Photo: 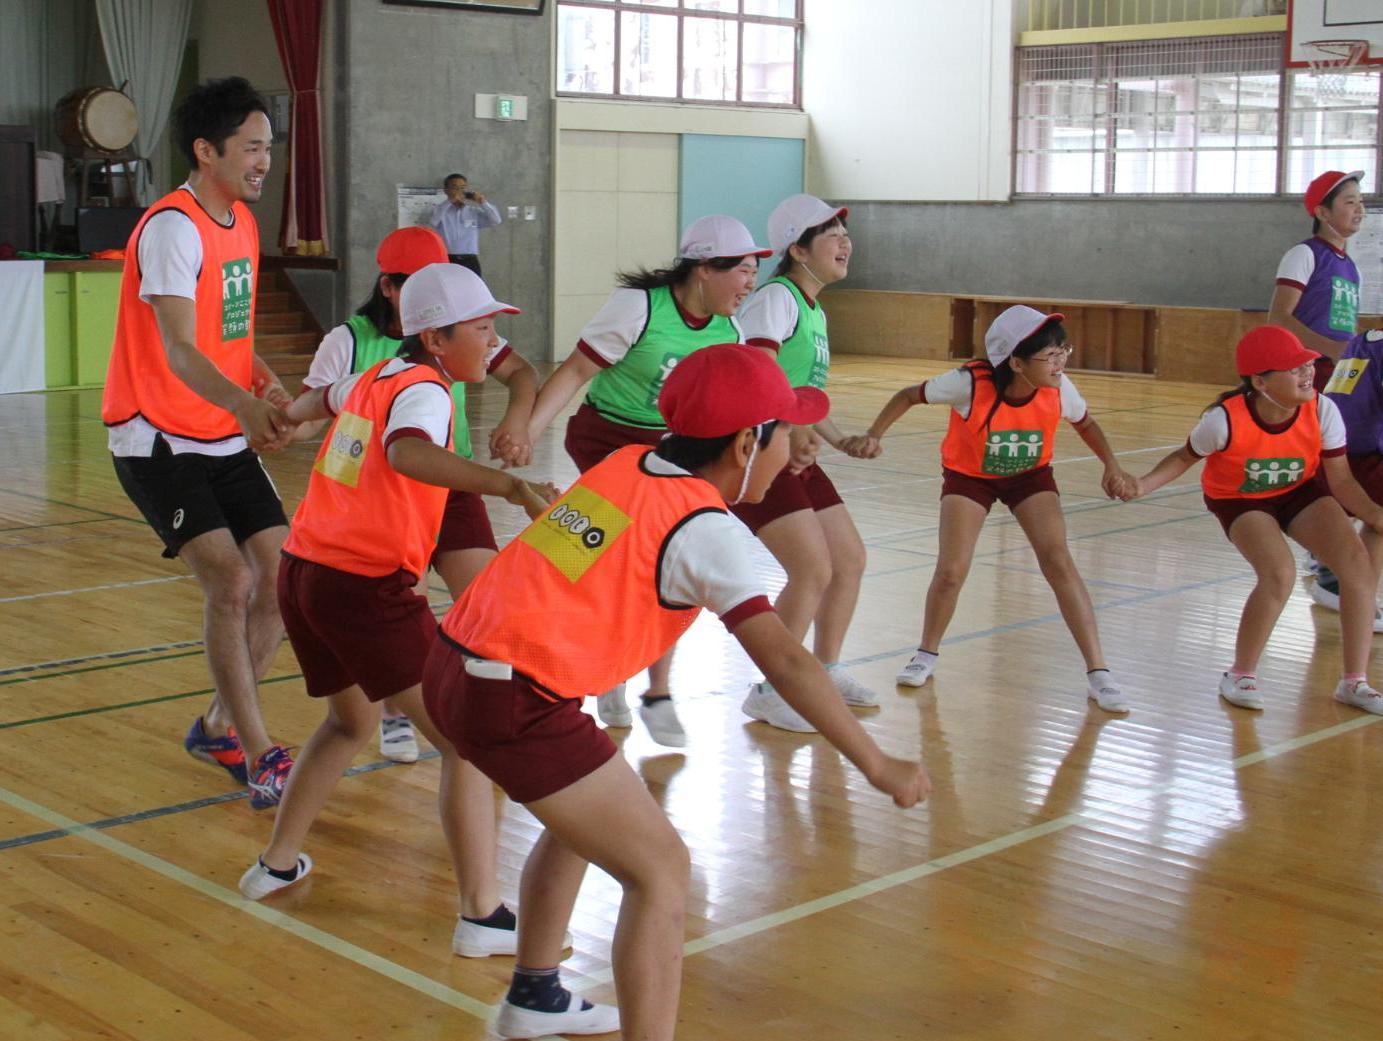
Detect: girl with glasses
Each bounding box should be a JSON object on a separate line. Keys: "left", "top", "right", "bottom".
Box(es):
{"left": 1132, "top": 326, "right": 1383, "bottom": 714}
{"left": 844, "top": 305, "right": 1134, "bottom": 712}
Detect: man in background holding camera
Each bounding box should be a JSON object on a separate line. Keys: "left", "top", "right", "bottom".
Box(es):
{"left": 430, "top": 172, "right": 503, "bottom": 276}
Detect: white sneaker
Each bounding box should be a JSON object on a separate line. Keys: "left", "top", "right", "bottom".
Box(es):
{"left": 379, "top": 715, "right": 420, "bottom": 763}
{"left": 1334, "top": 679, "right": 1383, "bottom": 715}
{"left": 828, "top": 666, "right": 879, "bottom": 707}
{"left": 492, "top": 992, "right": 620, "bottom": 1039}
{"left": 639, "top": 697, "right": 686, "bottom": 747}
{"left": 452, "top": 910, "right": 573, "bottom": 958}
{"left": 896, "top": 651, "right": 937, "bottom": 688}
{"left": 1087, "top": 680, "right": 1130, "bottom": 713}
{"left": 1218, "top": 673, "right": 1264, "bottom": 711}
{"left": 238, "top": 853, "right": 313, "bottom": 900}
{"left": 742, "top": 681, "right": 816, "bottom": 733}
{"left": 1307, "top": 575, "right": 1341, "bottom": 612}
{"left": 596, "top": 683, "right": 632, "bottom": 728}
{"left": 1374, "top": 608, "right": 1383, "bottom": 635}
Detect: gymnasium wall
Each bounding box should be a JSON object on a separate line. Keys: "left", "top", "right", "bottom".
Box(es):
{"left": 337, "top": 0, "right": 555, "bottom": 359}
{"left": 803, "top": 0, "right": 1013, "bottom": 202}
{"left": 837, "top": 196, "right": 1310, "bottom": 310}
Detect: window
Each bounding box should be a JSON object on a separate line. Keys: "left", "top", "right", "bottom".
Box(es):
{"left": 556, "top": 1, "right": 801, "bottom": 107}
{"left": 1015, "top": 34, "right": 1383, "bottom": 196}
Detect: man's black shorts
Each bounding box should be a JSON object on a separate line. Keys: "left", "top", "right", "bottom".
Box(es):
{"left": 113, "top": 440, "right": 287, "bottom": 558}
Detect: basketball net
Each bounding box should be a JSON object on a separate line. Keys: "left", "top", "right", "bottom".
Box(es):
{"left": 1303, "top": 40, "right": 1369, "bottom": 102}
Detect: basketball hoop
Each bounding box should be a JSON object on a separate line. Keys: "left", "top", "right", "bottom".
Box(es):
{"left": 1302, "top": 39, "right": 1369, "bottom": 101}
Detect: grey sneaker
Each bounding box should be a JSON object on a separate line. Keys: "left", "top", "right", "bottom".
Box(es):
{"left": 379, "top": 714, "right": 420, "bottom": 763}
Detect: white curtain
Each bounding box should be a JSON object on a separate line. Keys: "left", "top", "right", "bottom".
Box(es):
{"left": 95, "top": 0, "right": 192, "bottom": 205}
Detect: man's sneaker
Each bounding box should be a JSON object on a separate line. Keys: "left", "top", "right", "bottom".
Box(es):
{"left": 452, "top": 910, "right": 574, "bottom": 958}
{"left": 1087, "top": 680, "right": 1130, "bottom": 713}
{"left": 492, "top": 992, "right": 620, "bottom": 1039}
{"left": 248, "top": 745, "right": 295, "bottom": 810}
{"left": 184, "top": 717, "right": 247, "bottom": 784}
{"left": 639, "top": 697, "right": 686, "bottom": 747}
{"left": 1334, "top": 679, "right": 1383, "bottom": 715}
{"left": 828, "top": 667, "right": 879, "bottom": 707}
{"left": 742, "top": 682, "right": 816, "bottom": 733}
{"left": 239, "top": 853, "right": 313, "bottom": 900}
{"left": 1218, "top": 673, "right": 1264, "bottom": 711}
{"left": 1304, "top": 551, "right": 1323, "bottom": 578}
{"left": 596, "top": 683, "right": 632, "bottom": 728}
{"left": 1308, "top": 573, "right": 1341, "bottom": 611}
{"left": 379, "top": 714, "right": 420, "bottom": 763}
{"left": 896, "top": 651, "right": 937, "bottom": 688}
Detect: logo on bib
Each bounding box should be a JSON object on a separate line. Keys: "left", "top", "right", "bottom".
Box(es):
{"left": 315, "top": 411, "right": 372, "bottom": 487}
{"left": 1240, "top": 457, "right": 1306, "bottom": 494}
{"left": 646, "top": 353, "right": 681, "bottom": 410}
{"left": 1329, "top": 275, "right": 1360, "bottom": 333}
{"left": 520, "top": 485, "right": 632, "bottom": 583}
{"left": 222, "top": 257, "right": 254, "bottom": 340}
{"left": 983, "top": 429, "right": 1044, "bottom": 476}
{"left": 1323, "top": 356, "right": 1369, "bottom": 396}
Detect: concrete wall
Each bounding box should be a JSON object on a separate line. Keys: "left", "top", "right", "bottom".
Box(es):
{"left": 338, "top": 0, "right": 554, "bottom": 360}
{"left": 838, "top": 197, "right": 1311, "bottom": 309}
{"left": 804, "top": 0, "right": 1012, "bottom": 202}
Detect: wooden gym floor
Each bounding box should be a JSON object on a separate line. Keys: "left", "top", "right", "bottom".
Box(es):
{"left": 1, "top": 355, "right": 1380, "bottom": 1040}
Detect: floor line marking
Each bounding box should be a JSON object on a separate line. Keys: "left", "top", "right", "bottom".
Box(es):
{"left": 571, "top": 710, "right": 1382, "bottom": 990}
{"left": 0, "top": 782, "right": 506, "bottom": 1024}
{"left": 0, "top": 575, "right": 192, "bottom": 604}
{"left": 0, "top": 640, "right": 207, "bottom": 679}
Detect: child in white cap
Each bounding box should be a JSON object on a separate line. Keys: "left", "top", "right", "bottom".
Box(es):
{"left": 525, "top": 214, "right": 772, "bottom": 747}
{"left": 426, "top": 343, "right": 928, "bottom": 1040}
{"left": 847, "top": 305, "right": 1135, "bottom": 712}
{"left": 239, "top": 263, "right": 559, "bottom": 964}
{"left": 732, "top": 193, "right": 880, "bottom": 731}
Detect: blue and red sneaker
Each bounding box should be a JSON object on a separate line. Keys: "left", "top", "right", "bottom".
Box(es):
{"left": 184, "top": 717, "right": 248, "bottom": 784}
{"left": 248, "top": 745, "right": 295, "bottom": 810}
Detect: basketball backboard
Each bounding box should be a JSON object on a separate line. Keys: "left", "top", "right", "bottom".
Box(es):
{"left": 1287, "top": 0, "right": 1383, "bottom": 68}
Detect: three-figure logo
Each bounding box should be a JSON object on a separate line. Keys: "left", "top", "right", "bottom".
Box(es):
{"left": 982, "top": 429, "right": 1043, "bottom": 476}
{"left": 222, "top": 257, "right": 253, "bottom": 340}
{"left": 1240, "top": 456, "right": 1306, "bottom": 494}
{"left": 1330, "top": 275, "right": 1360, "bottom": 334}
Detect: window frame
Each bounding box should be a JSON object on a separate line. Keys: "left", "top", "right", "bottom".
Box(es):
{"left": 1012, "top": 33, "right": 1383, "bottom": 199}
{"left": 555, "top": 0, "right": 803, "bottom": 110}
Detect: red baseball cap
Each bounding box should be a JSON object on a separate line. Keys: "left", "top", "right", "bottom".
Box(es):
{"left": 658, "top": 344, "right": 829, "bottom": 437}
{"left": 376, "top": 226, "right": 448, "bottom": 275}
{"left": 1235, "top": 326, "right": 1320, "bottom": 376}
{"left": 1303, "top": 170, "right": 1365, "bottom": 215}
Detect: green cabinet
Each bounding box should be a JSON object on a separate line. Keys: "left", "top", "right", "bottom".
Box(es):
{"left": 43, "top": 268, "right": 121, "bottom": 389}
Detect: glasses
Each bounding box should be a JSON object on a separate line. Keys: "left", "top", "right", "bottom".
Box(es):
{"left": 1030, "top": 344, "right": 1074, "bottom": 364}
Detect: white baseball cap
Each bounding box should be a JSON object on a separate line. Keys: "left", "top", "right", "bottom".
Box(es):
{"left": 400, "top": 262, "right": 519, "bottom": 336}
{"left": 678, "top": 215, "right": 772, "bottom": 261}
{"left": 984, "top": 305, "right": 1065, "bottom": 366}
{"left": 768, "top": 194, "right": 849, "bottom": 254}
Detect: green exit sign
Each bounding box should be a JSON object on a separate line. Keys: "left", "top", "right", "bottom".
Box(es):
{"left": 496, "top": 96, "right": 514, "bottom": 120}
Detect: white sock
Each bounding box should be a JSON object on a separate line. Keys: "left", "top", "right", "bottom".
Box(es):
{"left": 1087, "top": 668, "right": 1113, "bottom": 691}
{"left": 912, "top": 649, "right": 939, "bottom": 666}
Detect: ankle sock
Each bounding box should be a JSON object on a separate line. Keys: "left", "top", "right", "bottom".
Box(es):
{"left": 1087, "top": 668, "right": 1111, "bottom": 690}
{"left": 1227, "top": 670, "right": 1255, "bottom": 682}
{"left": 261, "top": 857, "right": 301, "bottom": 882}
{"left": 463, "top": 903, "right": 516, "bottom": 929}
{"left": 1342, "top": 673, "right": 1367, "bottom": 686}
{"left": 913, "top": 648, "right": 938, "bottom": 664}
{"left": 640, "top": 693, "right": 672, "bottom": 707}
{"left": 506, "top": 965, "right": 592, "bottom": 1013}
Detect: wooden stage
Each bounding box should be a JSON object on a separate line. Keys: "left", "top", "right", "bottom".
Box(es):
{"left": 2, "top": 356, "right": 1380, "bottom": 1040}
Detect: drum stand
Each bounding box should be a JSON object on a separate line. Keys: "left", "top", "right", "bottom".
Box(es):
{"left": 71, "top": 148, "right": 139, "bottom": 208}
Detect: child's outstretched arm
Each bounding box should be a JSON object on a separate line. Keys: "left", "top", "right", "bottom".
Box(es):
{"left": 1134, "top": 445, "right": 1199, "bottom": 498}
{"left": 1321, "top": 455, "right": 1383, "bottom": 535}
{"left": 841, "top": 384, "right": 923, "bottom": 459}
{"left": 1071, "top": 415, "right": 1137, "bottom": 500}
{"left": 387, "top": 438, "right": 559, "bottom": 520}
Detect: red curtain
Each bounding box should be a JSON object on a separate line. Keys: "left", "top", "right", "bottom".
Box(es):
{"left": 267, "top": 0, "right": 328, "bottom": 255}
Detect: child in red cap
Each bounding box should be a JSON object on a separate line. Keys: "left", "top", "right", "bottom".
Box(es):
{"left": 424, "top": 343, "right": 929, "bottom": 1040}
{"left": 1133, "top": 326, "right": 1383, "bottom": 714}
